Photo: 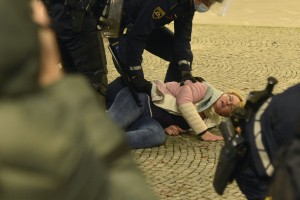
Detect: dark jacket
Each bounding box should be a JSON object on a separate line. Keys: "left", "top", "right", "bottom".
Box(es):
{"left": 235, "top": 83, "right": 300, "bottom": 200}
{"left": 119, "top": 0, "right": 195, "bottom": 67}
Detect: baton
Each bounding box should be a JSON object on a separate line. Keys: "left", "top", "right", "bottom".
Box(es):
{"left": 108, "top": 44, "right": 142, "bottom": 107}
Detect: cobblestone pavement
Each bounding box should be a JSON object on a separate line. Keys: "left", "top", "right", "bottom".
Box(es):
{"left": 104, "top": 24, "right": 300, "bottom": 200}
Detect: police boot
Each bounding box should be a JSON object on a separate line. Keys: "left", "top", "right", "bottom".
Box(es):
{"left": 87, "top": 69, "right": 108, "bottom": 100}
{"left": 92, "top": 71, "right": 108, "bottom": 96}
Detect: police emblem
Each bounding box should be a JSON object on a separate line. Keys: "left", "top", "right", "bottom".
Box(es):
{"left": 152, "top": 7, "right": 166, "bottom": 19}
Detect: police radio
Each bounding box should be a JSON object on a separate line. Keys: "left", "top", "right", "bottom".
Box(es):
{"left": 213, "top": 77, "right": 278, "bottom": 195}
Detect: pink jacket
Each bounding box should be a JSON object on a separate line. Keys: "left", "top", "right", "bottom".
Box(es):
{"left": 152, "top": 80, "right": 215, "bottom": 135}
{"left": 156, "top": 80, "right": 208, "bottom": 105}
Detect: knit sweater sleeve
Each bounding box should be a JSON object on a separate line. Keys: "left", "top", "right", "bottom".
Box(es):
{"left": 178, "top": 103, "right": 208, "bottom": 134}
{"left": 175, "top": 81, "right": 208, "bottom": 134}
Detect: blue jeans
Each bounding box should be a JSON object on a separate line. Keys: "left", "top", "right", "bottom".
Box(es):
{"left": 107, "top": 87, "right": 166, "bottom": 149}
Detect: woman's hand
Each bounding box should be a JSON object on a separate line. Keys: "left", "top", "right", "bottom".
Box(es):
{"left": 199, "top": 131, "right": 223, "bottom": 141}
{"left": 164, "top": 125, "right": 184, "bottom": 136}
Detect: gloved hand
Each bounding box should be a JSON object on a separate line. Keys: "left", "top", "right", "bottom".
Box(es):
{"left": 195, "top": 76, "right": 205, "bottom": 82}
{"left": 130, "top": 76, "right": 152, "bottom": 96}
{"left": 180, "top": 71, "right": 205, "bottom": 86}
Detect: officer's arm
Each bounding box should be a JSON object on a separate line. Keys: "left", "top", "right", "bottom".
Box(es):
{"left": 176, "top": 83, "right": 208, "bottom": 135}
{"left": 124, "top": 1, "right": 162, "bottom": 67}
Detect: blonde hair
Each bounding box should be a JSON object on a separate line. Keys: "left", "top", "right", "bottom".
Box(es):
{"left": 224, "top": 89, "right": 246, "bottom": 108}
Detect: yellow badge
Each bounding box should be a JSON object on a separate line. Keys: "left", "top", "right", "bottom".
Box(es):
{"left": 152, "top": 7, "right": 166, "bottom": 19}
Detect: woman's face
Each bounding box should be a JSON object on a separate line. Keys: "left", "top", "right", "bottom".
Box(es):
{"left": 214, "top": 93, "right": 241, "bottom": 117}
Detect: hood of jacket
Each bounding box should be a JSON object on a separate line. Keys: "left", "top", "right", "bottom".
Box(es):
{"left": 0, "top": 0, "right": 41, "bottom": 97}
{"left": 195, "top": 82, "right": 223, "bottom": 112}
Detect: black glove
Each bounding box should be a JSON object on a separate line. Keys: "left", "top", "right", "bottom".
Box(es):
{"left": 180, "top": 71, "right": 205, "bottom": 86}
{"left": 130, "top": 76, "right": 152, "bottom": 96}
{"left": 195, "top": 76, "right": 205, "bottom": 82}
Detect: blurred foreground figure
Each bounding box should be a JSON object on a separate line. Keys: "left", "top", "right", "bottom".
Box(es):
{"left": 0, "top": 1, "right": 158, "bottom": 200}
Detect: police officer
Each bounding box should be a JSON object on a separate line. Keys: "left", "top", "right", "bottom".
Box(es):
{"left": 234, "top": 83, "right": 300, "bottom": 200}
{"left": 109, "top": 0, "right": 227, "bottom": 92}
{"left": 43, "top": 0, "right": 108, "bottom": 97}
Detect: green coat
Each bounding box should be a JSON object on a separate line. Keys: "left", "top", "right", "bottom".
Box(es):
{"left": 0, "top": 76, "right": 158, "bottom": 200}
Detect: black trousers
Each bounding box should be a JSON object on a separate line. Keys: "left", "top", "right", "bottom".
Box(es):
{"left": 145, "top": 27, "right": 182, "bottom": 82}
{"left": 46, "top": 3, "right": 108, "bottom": 95}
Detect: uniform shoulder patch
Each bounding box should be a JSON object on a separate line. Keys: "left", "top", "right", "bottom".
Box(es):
{"left": 152, "top": 7, "right": 166, "bottom": 19}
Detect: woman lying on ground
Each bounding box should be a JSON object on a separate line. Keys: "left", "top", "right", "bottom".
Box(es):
{"left": 106, "top": 77, "right": 245, "bottom": 149}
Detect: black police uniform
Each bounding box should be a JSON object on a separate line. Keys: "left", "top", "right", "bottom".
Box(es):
{"left": 44, "top": 0, "right": 108, "bottom": 96}
{"left": 111, "top": 0, "right": 195, "bottom": 82}
{"left": 235, "top": 83, "right": 300, "bottom": 200}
